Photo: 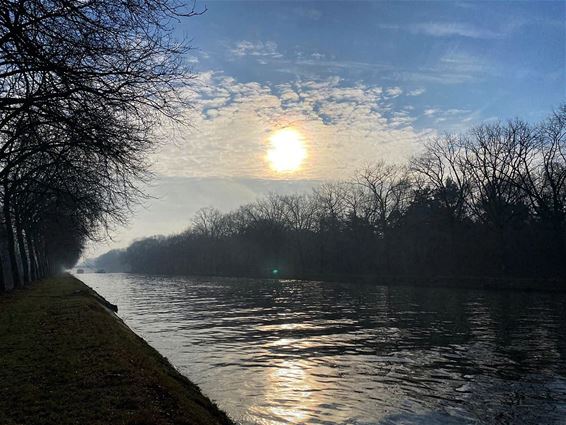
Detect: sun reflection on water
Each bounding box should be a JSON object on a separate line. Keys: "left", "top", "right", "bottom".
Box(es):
{"left": 264, "top": 359, "right": 312, "bottom": 424}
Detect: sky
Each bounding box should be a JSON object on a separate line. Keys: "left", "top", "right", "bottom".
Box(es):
{"left": 86, "top": 0, "right": 565, "bottom": 258}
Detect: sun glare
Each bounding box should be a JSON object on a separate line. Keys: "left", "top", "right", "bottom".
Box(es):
{"left": 267, "top": 128, "right": 307, "bottom": 173}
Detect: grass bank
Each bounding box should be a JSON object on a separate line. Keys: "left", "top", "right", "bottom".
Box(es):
{"left": 0, "top": 275, "right": 234, "bottom": 425}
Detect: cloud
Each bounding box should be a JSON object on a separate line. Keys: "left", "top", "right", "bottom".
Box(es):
{"left": 380, "top": 21, "right": 515, "bottom": 39}
{"left": 227, "top": 37, "right": 494, "bottom": 87}
{"left": 385, "top": 87, "right": 403, "bottom": 98}
{"left": 153, "top": 73, "right": 434, "bottom": 181}
{"left": 437, "top": 51, "right": 497, "bottom": 81}
{"left": 405, "top": 51, "right": 497, "bottom": 85}
{"left": 407, "top": 88, "right": 426, "bottom": 96}
{"left": 411, "top": 22, "right": 503, "bottom": 39}
{"left": 229, "top": 40, "right": 283, "bottom": 59}
{"left": 292, "top": 7, "right": 322, "bottom": 20}
{"left": 421, "top": 107, "right": 476, "bottom": 129}
{"left": 424, "top": 108, "right": 440, "bottom": 117}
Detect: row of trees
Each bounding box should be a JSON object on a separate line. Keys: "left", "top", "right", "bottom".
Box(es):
{"left": 0, "top": 0, "right": 198, "bottom": 291}
{"left": 99, "top": 106, "right": 566, "bottom": 280}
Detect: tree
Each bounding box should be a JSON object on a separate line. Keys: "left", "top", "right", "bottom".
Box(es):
{"left": 0, "top": 0, "right": 201, "bottom": 291}
{"left": 98, "top": 106, "right": 566, "bottom": 282}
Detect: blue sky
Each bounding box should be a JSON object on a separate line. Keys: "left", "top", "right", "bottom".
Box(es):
{"left": 183, "top": 0, "right": 564, "bottom": 123}
{"left": 88, "top": 0, "right": 566, "bottom": 257}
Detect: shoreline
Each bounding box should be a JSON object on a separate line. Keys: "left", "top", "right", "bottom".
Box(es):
{"left": 95, "top": 270, "right": 566, "bottom": 293}
{"left": 297, "top": 273, "right": 566, "bottom": 293}
{"left": 0, "top": 275, "right": 234, "bottom": 425}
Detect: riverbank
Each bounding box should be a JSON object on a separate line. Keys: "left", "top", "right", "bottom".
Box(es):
{"left": 0, "top": 275, "right": 234, "bottom": 425}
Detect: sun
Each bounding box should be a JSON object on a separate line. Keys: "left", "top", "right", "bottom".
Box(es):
{"left": 267, "top": 128, "right": 307, "bottom": 173}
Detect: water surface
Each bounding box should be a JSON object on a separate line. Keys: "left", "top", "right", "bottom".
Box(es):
{"left": 79, "top": 273, "right": 566, "bottom": 424}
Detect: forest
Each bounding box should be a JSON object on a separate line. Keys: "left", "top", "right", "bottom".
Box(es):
{"left": 97, "top": 106, "right": 566, "bottom": 280}
{"left": 0, "top": 0, "right": 198, "bottom": 292}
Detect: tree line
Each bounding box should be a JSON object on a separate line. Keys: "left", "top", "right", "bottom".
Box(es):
{"left": 0, "top": 0, "right": 198, "bottom": 291}
{"left": 98, "top": 106, "right": 566, "bottom": 281}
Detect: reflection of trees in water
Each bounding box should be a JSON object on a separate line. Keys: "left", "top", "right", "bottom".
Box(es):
{"left": 381, "top": 287, "right": 566, "bottom": 423}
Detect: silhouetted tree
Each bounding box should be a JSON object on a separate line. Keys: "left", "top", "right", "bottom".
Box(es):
{"left": 109, "top": 106, "right": 566, "bottom": 284}
{"left": 0, "top": 0, "right": 201, "bottom": 291}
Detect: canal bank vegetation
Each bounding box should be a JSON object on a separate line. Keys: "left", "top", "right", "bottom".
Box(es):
{"left": 0, "top": 274, "right": 234, "bottom": 425}
{"left": 97, "top": 106, "right": 566, "bottom": 286}
{"left": 0, "top": 1, "right": 200, "bottom": 292}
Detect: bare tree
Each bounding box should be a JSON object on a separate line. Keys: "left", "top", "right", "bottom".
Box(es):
{"left": 0, "top": 0, "right": 201, "bottom": 290}
{"left": 110, "top": 107, "right": 566, "bottom": 281}
{"left": 410, "top": 135, "right": 469, "bottom": 222}
{"left": 354, "top": 162, "right": 410, "bottom": 236}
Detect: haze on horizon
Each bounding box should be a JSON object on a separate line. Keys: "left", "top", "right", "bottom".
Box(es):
{"left": 86, "top": 0, "right": 565, "bottom": 258}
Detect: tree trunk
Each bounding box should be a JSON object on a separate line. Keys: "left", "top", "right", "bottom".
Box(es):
{"left": 34, "top": 236, "right": 45, "bottom": 278}
{"left": 0, "top": 248, "right": 5, "bottom": 292}
{"left": 15, "top": 212, "right": 30, "bottom": 284}
{"left": 3, "top": 192, "right": 22, "bottom": 288}
{"left": 26, "top": 232, "right": 38, "bottom": 281}
{"left": 42, "top": 237, "right": 51, "bottom": 276}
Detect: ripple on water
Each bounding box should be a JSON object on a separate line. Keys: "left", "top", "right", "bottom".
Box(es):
{"left": 79, "top": 273, "right": 566, "bottom": 425}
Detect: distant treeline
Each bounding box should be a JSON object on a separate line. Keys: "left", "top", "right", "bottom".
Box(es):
{"left": 98, "top": 106, "right": 566, "bottom": 280}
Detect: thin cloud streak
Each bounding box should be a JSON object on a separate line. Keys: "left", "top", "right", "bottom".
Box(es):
{"left": 379, "top": 21, "right": 519, "bottom": 39}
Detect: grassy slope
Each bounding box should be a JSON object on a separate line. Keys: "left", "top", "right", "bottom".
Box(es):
{"left": 0, "top": 275, "right": 234, "bottom": 425}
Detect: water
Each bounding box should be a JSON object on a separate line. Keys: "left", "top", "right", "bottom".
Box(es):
{"left": 78, "top": 273, "right": 566, "bottom": 424}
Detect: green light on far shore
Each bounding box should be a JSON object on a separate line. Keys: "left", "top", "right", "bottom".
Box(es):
{"left": 272, "top": 269, "right": 279, "bottom": 275}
